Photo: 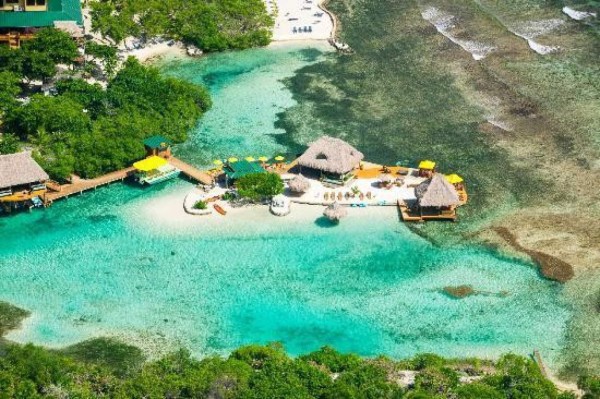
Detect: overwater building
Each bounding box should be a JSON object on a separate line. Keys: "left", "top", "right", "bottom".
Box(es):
{"left": 0, "top": 152, "right": 49, "bottom": 212}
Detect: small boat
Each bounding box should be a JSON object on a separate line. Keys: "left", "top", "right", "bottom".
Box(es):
{"left": 213, "top": 204, "right": 227, "bottom": 215}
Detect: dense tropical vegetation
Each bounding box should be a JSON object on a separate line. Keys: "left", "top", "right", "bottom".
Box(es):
{"left": 236, "top": 172, "right": 284, "bottom": 201}
{"left": 0, "top": 28, "right": 211, "bottom": 180}
{"left": 89, "top": 0, "right": 273, "bottom": 51}
{"left": 0, "top": 336, "right": 596, "bottom": 398}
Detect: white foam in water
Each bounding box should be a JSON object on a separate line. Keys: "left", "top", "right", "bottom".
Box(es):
{"left": 562, "top": 6, "right": 597, "bottom": 21}
{"left": 508, "top": 19, "right": 564, "bottom": 55}
{"left": 421, "top": 7, "right": 495, "bottom": 61}
{"left": 486, "top": 117, "right": 513, "bottom": 132}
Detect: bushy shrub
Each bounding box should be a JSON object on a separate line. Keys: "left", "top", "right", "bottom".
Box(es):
{"left": 194, "top": 200, "right": 208, "bottom": 210}
{"left": 236, "top": 172, "right": 284, "bottom": 202}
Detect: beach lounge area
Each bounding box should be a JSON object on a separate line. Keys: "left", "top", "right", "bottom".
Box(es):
{"left": 189, "top": 135, "right": 468, "bottom": 222}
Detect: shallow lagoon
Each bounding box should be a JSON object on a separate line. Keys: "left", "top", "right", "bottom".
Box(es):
{"left": 0, "top": 44, "right": 570, "bottom": 366}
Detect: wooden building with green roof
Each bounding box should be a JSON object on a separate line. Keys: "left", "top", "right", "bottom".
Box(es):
{"left": 0, "top": 0, "right": 82, "bottom": 47}
{"left": 143, "top": 135, "right": 173, "bottom": 158}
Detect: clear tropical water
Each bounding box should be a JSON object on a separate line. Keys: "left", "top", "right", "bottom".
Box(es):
{"left": 161, "top": 42, "right": 332, "bottom": 166}
{"left": 0, "top": 43, "right": 571, "bottom": 365}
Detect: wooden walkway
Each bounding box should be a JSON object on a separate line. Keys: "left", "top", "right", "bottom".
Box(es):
{"left": 169, "top": 157, "right": 214, "bottom": 185}
{"left": 44, "top": 167, "right": 135, "bottom": 205}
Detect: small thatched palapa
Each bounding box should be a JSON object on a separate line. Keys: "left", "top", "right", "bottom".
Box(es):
{"left": 288, "top": 174, "right": 311, "bottom": 193}
{"left": 0, "top": 152, "right": 49, "bottom": 189}
{"left": 323, "top": 201, "right": 348, "bottom": 222}
{"left": 296, "top": 136, "right": 364, "bottom": 175}
{"left": 415, "top": 173, "right": 460, "bottom": 208}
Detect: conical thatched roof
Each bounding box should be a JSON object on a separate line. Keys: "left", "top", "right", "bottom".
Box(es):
{"left": 415, "top": 173, "right": 460, "bottom": 207}
{"left": 288, "top": 174, "right": 311, "bottom": 193}
{"left": 323, "top": 202, "right": 348, "bottom": 222}
{"left": 296, "top": 136, "right": 364, "bottom": 175}
{"left": 0, "top": 152, "right": 49, "bottom": 189}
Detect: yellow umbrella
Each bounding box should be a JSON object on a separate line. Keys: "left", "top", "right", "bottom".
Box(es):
{"left": 245, "top": 156, "right": 256, "bottom": 162}
{"left": 418, "top": 160, "right": 436, "bottom": 170}
{"left": 445, "top": 174, "right": 464, "bottom": 184}
{"left": 228, "top": 157, "right": 239, "bottom": 163}
{"left": 258, "top": 156, "right": 269, "bottom": 162}
{"left": 213, "top": 159, "right": 223, "bottom": 166}
{"left": 274, "top": 155, "right": 285, "bottom": 161}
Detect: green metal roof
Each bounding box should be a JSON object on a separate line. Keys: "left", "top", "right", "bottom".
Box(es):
{"left": 0, "top": 0, "right": 82, "bottom": 28}
{"left": 143, "top": 135, "right": 172, "bottom": 150}
{"left": 224, "top": 160, "right": 265, "bottom": 180}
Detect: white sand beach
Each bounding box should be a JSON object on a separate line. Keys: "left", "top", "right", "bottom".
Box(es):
{"left": 268, "top": 0, "right": 334, "bottom": 41}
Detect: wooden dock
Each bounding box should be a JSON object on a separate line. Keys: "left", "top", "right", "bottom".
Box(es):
{"left": 44, "top": 167, "right": 135, "bottom": 205}
{"left": 43, "top": 157, "right": 213, "bottom": 206}
{"left": 397, "top": 200, "right": 457, "bottom": 222}
{"left": 169, "top": 157, "right": 214, "bottom": 185}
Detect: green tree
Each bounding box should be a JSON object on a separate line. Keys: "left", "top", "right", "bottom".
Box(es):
{"left": 482, "top": 354, "right": 560, "bottom": 399}
{"left": 21, "top": 27, "right": 78, "bottom": 65}
{"left": 455, "top": 382, "right": 504, "bottom": 399}
{"left": 236, "top": 172, "right": 284, "bottom": 201}
{"left": 579, "top": 375, "right": 600, "bottom": 399}
{"left": 55, "top": 79, "right": 108, "bottom": 118}
{"left": 0, "top": 134, "right": 21, "bottom": 154}
{"left": 20, "top": 51, "right": 56, "bottom": 81}
{"left": 0, "top": 71, "right": 21, "bottom": 117}
{"left": 414, "top": 366, "right": 459, "bottom": 397}
{"left": 85, "top": 41, "right": 118, "bottom": 77}
{"left": 300, "top": 346, "right": 362, "bottom": 373}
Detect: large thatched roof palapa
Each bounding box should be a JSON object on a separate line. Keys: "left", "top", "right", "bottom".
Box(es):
{"left": 296, "top": 136, "right": 364, "bottom": 175}
{"left": 0, "top": 152, "right": 49, "bottom": 189}
{"left": 288, "top": 174, "right": 311, "bottom": 193}
{"left": 415, "top": 173, "right": 460, "bottom": 207}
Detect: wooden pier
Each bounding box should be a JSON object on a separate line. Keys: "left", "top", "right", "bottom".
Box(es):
{"left": 44, "top": 167, "right": 135, "bottom": 205}
{"left": 169, "top": 157, "right": 214, "bottom": 186}
{"left": 397, "top": 200, "right": 457, "bottom": 222}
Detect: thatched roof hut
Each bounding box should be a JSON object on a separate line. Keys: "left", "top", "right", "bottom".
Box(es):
{"left": 0, "top": 152, "right": 49, "bottom": 190}
{"left": 323, "top": 202, "right": 348, "bottom": 222}
{"left": 296, "top": 136, "right": 364, "bottom": 175}
{"left": 288, "top": 174, "right": 311, "bottom": 193}
{"left": 415, "top": 173, "right": 460, "bottom": 208}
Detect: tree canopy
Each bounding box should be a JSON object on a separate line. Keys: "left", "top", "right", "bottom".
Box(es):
{"left": 0, "top": 339, "right": 587, "bottom": 398}
{"left": 89, "top": 0, "right": 273, "bottom": 51}
{"left": 0, "top": 41, "right": 211, "bottom": 180}
{"left": 236, "top": 172, "right": 284, "bottom": 201}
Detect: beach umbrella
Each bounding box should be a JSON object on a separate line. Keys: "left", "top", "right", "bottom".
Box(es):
{"left": 288, "top": 174, "right": 311, "bottom": 193}
{"left": 245, "top": 156, "right": 256, "bottom": 162}
{"left": 445, "top": 174, "right": 464, "bottom": 184}
{"left": 228, "top": 157, "right": 239, "bottom": 163}
{"left": 323, "top": 202, "right": 348, "bottom": 223}
{"left": 274, "top": 155, "right": 285, "bottom": 162}
{"left": 258, "top": 156, "right": 269, "bottom": 162}
{"left": 213, "top": 159, "right": 223, "bottom": 166}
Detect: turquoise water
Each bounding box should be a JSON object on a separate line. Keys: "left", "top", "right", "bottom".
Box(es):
{"left": 161, "top": 42, "right": 331, "bottom": 166}
{"left": 0, "top": 181, "right": 569, "bottom": 362}
{"left": 0, "top": 44, "right": 570, "bottom": 364}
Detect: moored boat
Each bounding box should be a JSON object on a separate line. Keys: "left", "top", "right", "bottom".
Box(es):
{"left": 213, "top": 203, "right": 227, "bottom": 215}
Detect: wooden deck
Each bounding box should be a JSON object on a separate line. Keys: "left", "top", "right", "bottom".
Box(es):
{"left": 43, "top": 156, "right": 213, "bottom": 205}
{"left": 169, "top": 157, "right": 214, "bottom": 185}
{"left": 397, "top": 200, "right": 457, "bottom": 222}
{"left": 44, "top": 167, "right": 135, "bottom": 205}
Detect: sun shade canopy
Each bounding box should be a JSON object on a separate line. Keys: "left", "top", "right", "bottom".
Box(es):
{"left": 133, "top": 156, "right": 168, "bottom": 172}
